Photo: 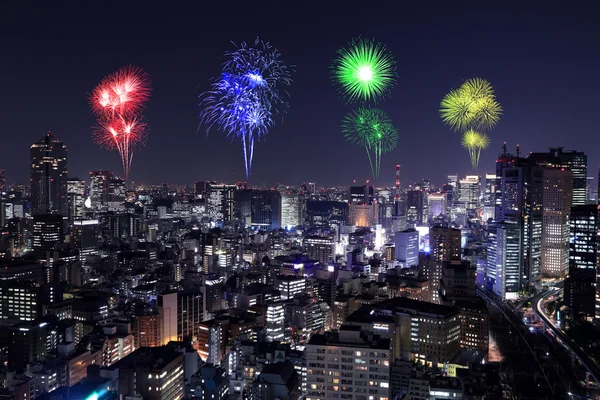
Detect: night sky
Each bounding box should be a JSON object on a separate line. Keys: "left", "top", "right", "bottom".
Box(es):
{"left": 1, "top": 1, "right": 598, "bottom": 187}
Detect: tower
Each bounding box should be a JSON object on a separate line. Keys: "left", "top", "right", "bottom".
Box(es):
{"left": 30, "top": 131, "right": 68, "bottom": 216}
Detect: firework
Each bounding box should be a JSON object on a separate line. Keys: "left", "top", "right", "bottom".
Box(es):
{"left": 439, "top": 77, "right": 502, "bottom": 132}
{"left": 332, "top": 37, "right": 397, "bottom": 104}
{"left": 461, "top": 130, "right": 489, "bottom": 169}
{"left": 199, "top": 38, "right": 292, "bottom": 180}
{"left": 342, "top": 107, "right": 398, "bottom": 179}
{"left": 90, "top": 66, "right": 151, "bottom": 180}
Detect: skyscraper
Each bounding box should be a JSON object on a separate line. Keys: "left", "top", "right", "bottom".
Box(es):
{"left": 565, "top": 204, "right": 597, "bottom": 316}
{"left": 406, "top": 189, "right": 425, "bottom": 225}
{"left": 207, "top": 183, "right": 237, "bottom": 223}
{"left": 66, "top": 178, "right": 86, "bottom": 224}
{"left": 89, "top": 171, "right": 112, "bottom": 211}
{"left": 541, "top": 168, "right": 573, "bottom": 278}
{"left": 281, "top": 192, "right": 302, "bottom": 228}
{"left": 395, "top": 229, "right": 419, "bottom": 268}
{"left": 30, "top": 132, "right": 68, "bottom": 216}
{"left": 234, "top": 190, "right": 282, "bottom": 229}
{"left": 0, "top": 169, "right": 5, "bottom": 192}
{"left": 458, "top": 175, "right": 481, "bottom": 212}
{"left": 429, "top": 226, "right": 461, "bottom": 303}
{"left": 32, "top": 214, "right": 64, "bottom": 261}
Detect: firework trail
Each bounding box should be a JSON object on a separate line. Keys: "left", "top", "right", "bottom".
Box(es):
{"left": 90, "top": 66, "right": 151, "bottom": 180}
{"left": 342, "top": 107, "right": 398, "bottom": 180}
{"left": 332, "top": 37, "right": 397, "bottom": 104}
{"left": 440, "top": 78, "right": 501, "bottom": 169}
{"left": 199, "top": 38, "right": 292, "bottom": 180}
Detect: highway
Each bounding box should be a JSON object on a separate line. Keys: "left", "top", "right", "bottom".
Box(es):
{"left": 532, "top": 286, "right": 600, "bottom": 387}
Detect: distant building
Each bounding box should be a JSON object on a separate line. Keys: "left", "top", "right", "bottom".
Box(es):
{"left": 303, "top": 236, "right": 334, "bottom": 265}
{"left": 207, "top": 183, "right": 237, "bottom": 223}
{"left": 30, "top": 132, "right": 68, "bottom": 216}
{"left": 281, "top": 193, "right": 302, "bottom": 228}
{"left": 395, "top": 229, "right": 419, "bottom": 267}
{"left": 32, "top": 214, "right": 64, "bottom": 261}
{"left": 252, "top": 361, "right": 300, "bottom": 400}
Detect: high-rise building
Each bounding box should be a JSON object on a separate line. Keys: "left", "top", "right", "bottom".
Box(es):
{"left": 303, "top": 236, "right": 334, "bottom": 265}
{"left": 406, "top": 189, "right": 425, "bottom": 225}
{"left": 349, "top": 202, "right": 378, "bottom": 227}
{"left": 529, "top": 147, "right": 586, "bottom": 206}
{"left": 207, "top": 183, "right": 237, "bottom": 223}
{"left": 32, "top": 214, "right": 64, "bottom": 261}
{"left": 0, "top": 169, "right": 5, "bottom": 192}
{"left": 133, "top": 312, "right": 161, "bottom": 348}
{"left": 30, "top": 132, "right": 68, "bottom": 216}
{"left": 71, "top": 219, "right": 99, "bottom": 258}
{"left": 158, "top": 290, "right": 203, "bottom": 344}
{"left": 493, "top": 148, "right": 544, "bottom": 292}
{"left": 234, "top": 190, "right": 282, "bottom": 230}
{"left": 349, "top": 185, "right": 373, "bottom": 204}
{"left": 541, "top": 168, "right": 573, "bottom": 278}
{"left": 458, "top": 175, "right": 481, "bottom": 212}
{"left": 488, "top": 221, "right": 521, "bottom": 299}
{"left": 428, "top": 226, "right": 461, "bottom": 303}
{"left": 197, "top": 320, "right": 222, "bottom": 365}
{"left": 427, "top": 193, "right": 446, "bottom": 220}
{"left": 565, "top": 204, "right": 597, "bottom": 316}
{"left": 89, "top": 171, "right": 112, "bottom": 211}
{"left": 305, "top": 326, "right": 391, "bottom": 400}
{"left": 281, "top": 193, "right": 302, "bottom": 228}
{"left": 395, "top": 229, "right": 419, "bottom": 268}
{"left": 66, "top": 178, "right": 86, "bottom": 224}
{"left": 266, "top": 302, "right": 284, "bottom": 342}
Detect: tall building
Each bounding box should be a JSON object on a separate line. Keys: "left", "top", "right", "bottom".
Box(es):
{"left": 429, "top": 226, "right": 461, "bottom": 303}
{"left": 30, "top": 132, "right": 68, "bottom": 216}
{"left": 305, "top": 326, "right": 391, "bottom": 400}
{"left": 541, "top": 168, "right": 573, "bottom": 278}
{"left": 349, "top": 202, "right": 378, "bottom": 227}
{"left": 458, "top": 175, "right": 481, "bottom": 212}
{"left": 89, "top": 171, "right": 112, "bottom": 210}
{"left": 395, "top": 229, "right": 419, "bottom": 267}
{"left": 133, "top": 312, "right": 161, "bottom": 348}
{"left": 488, "top": 221, "right": 521, "bottom": 299}
{"left": 234, "top": 190, "right": 282, "bottom": 230}
{"left": 0, "top": 169, "right": 5, "bottom": 192}
{"left": 266, "top": 302, "right": 284, "bottom": 342}
{"left": 158, "top": 290, "right": 203, "bottom": 344}
{"left": 427, "top": 193, "right": 446, "bottom": 219}
{"left": 565, "top": 204, "right": 597, "bottom": 316}
{"left": 71, "top": 219, "right": 99, "bottom": 258}
{"left": 281, "top": 193, "right": 302, "bottom": 228}
{"left": 529, "top": 147, "right": 586, "bottom": 206}
{"left": 303, "top": 236, "right": 334, "bottom": 265}
{"left": 207, "top": 183, "right": 237, "bottom": 223}
{"left": 349, "top": 185, "right": 373, "bottom": 204}
{"left": 66, "top": 178, "right": 86, "bottom": 224}
{"left": 493, "top": 148, "right": 544, "bottom": 292}
{"left": 406, "top": 189, "right": 425, "bottom": 225}
{"left": 197, "top": 320, "right": 222, "bottom": 365}
{"left": 32, "top": 214, "right": 64, "bottom": 261}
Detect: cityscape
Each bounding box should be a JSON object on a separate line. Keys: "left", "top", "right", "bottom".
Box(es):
{"left": 2, "top": 2, "right": 600, "bottom": 400}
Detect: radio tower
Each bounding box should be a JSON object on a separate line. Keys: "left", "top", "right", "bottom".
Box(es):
{"left": 394, "top": 165, "right": 401, "bottom": 215}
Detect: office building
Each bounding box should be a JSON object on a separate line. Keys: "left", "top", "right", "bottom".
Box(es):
{"left": 427, "top": 193, "right": 446, "bottom": 220}
{"left": 235, "top": 190, "right": 282, "bottom": 230}
{"left": 428, "top": 226, "right": 461, "bottom": 303}
{"left": 395, "top": 229, "right": 419, "bottom": 268}
{"left": 116, "top": 346, "right": 185, "bottom": 400}
{"left": 158, "top": 290, "right": 203, "bottom": 344}
{"left": 32, "top": 214, "right": 64, "bottom": 261}
{"left": 8, "top": 321, "right": 49, "bottom": 372}
{"left": 266, "top": 302, "right": 285, "bottom": 342}
{"left": 305, "top": 326, "right": 391, "bottom": 400}
{"left": 345, "top": 297, "right": 461, "bottom": 365}
{"left": 487, "top": 221, "right": 521, "bottom": 299}
{"left": 458, "top": 175, "right": 481, "bottom": 212}
{"left": 190, "top": 365, "right": 230, "bottom": 400}
{"left": 277, "top": 275, "right": 305, "bottom": 300}
{"left": 30, "top": 132, "right": 68, "bottom": 216}
{"left": 406, "top": 189, "right": 425, "bottom": 225}
{"left": 207, "top": 183, "right": 237, "bottom": 223}
{"left": 197, "top": 320, "right": 222, "bottom": 365}
{"left": 541, "top": 168, "right": 573, "bottom": 278}
{"left": 66, "top": 178, "right": 86, "bottom": 224}
{"left": 89, "top": 170, "right": 112, "bottom": 210}
{"left": 565, "top": 204, "right": 597, "bottom": 316}
{"left": 71, "top": 219, "right": 99, "bottom": 258}
{"left": 303, "top": 236, "right": 334, "bottom": 265}
{"left": 133, "top": 312, "right": 161, "bottom": 348}
{"left": 281, "top": 193, "right": 303, "bottom": 228}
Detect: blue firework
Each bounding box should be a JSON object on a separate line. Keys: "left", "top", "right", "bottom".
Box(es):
{"left": 199, "top": 38, "right": 292, "bottom": 180}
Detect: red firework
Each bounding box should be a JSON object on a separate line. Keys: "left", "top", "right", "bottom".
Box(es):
{"left": 90, "top": 65, "right": 151, "bottom": 180}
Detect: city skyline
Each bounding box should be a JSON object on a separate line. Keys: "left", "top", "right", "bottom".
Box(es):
{"left": 2, "top": 2, "right": 599, "bottom": 186}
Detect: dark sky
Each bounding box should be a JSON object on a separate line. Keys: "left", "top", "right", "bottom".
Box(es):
{"left": 1, "top": 1, "right": 598, "bottom": 188}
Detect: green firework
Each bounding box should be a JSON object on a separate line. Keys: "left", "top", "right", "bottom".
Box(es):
{"left": 342, "top": 107, "right": 398, "bottom": 179}
{"left": 332, "top": 37, "right": 397, "bottom": 104}
{"left": 461, "top": 129, "right": 489, "bottom": 169}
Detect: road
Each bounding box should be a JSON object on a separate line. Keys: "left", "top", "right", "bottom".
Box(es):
{"left": 532, "top": 286, "right": 600, "bottom": 387}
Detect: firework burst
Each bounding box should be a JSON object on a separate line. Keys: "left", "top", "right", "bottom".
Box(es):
{"left": 332, "top": 37, "right": 397, "bottom": 104}
{"left": 90, "top": 66, "right": 151, "bottom": 180}
{"left": 199, "top": 38, "right": 292, "bottom": 180}
{"left": 440, "top": 77, "right": 500, "bottom": 169}
{"left": 342, "top": 107, "right": 398, "bottom": 179}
